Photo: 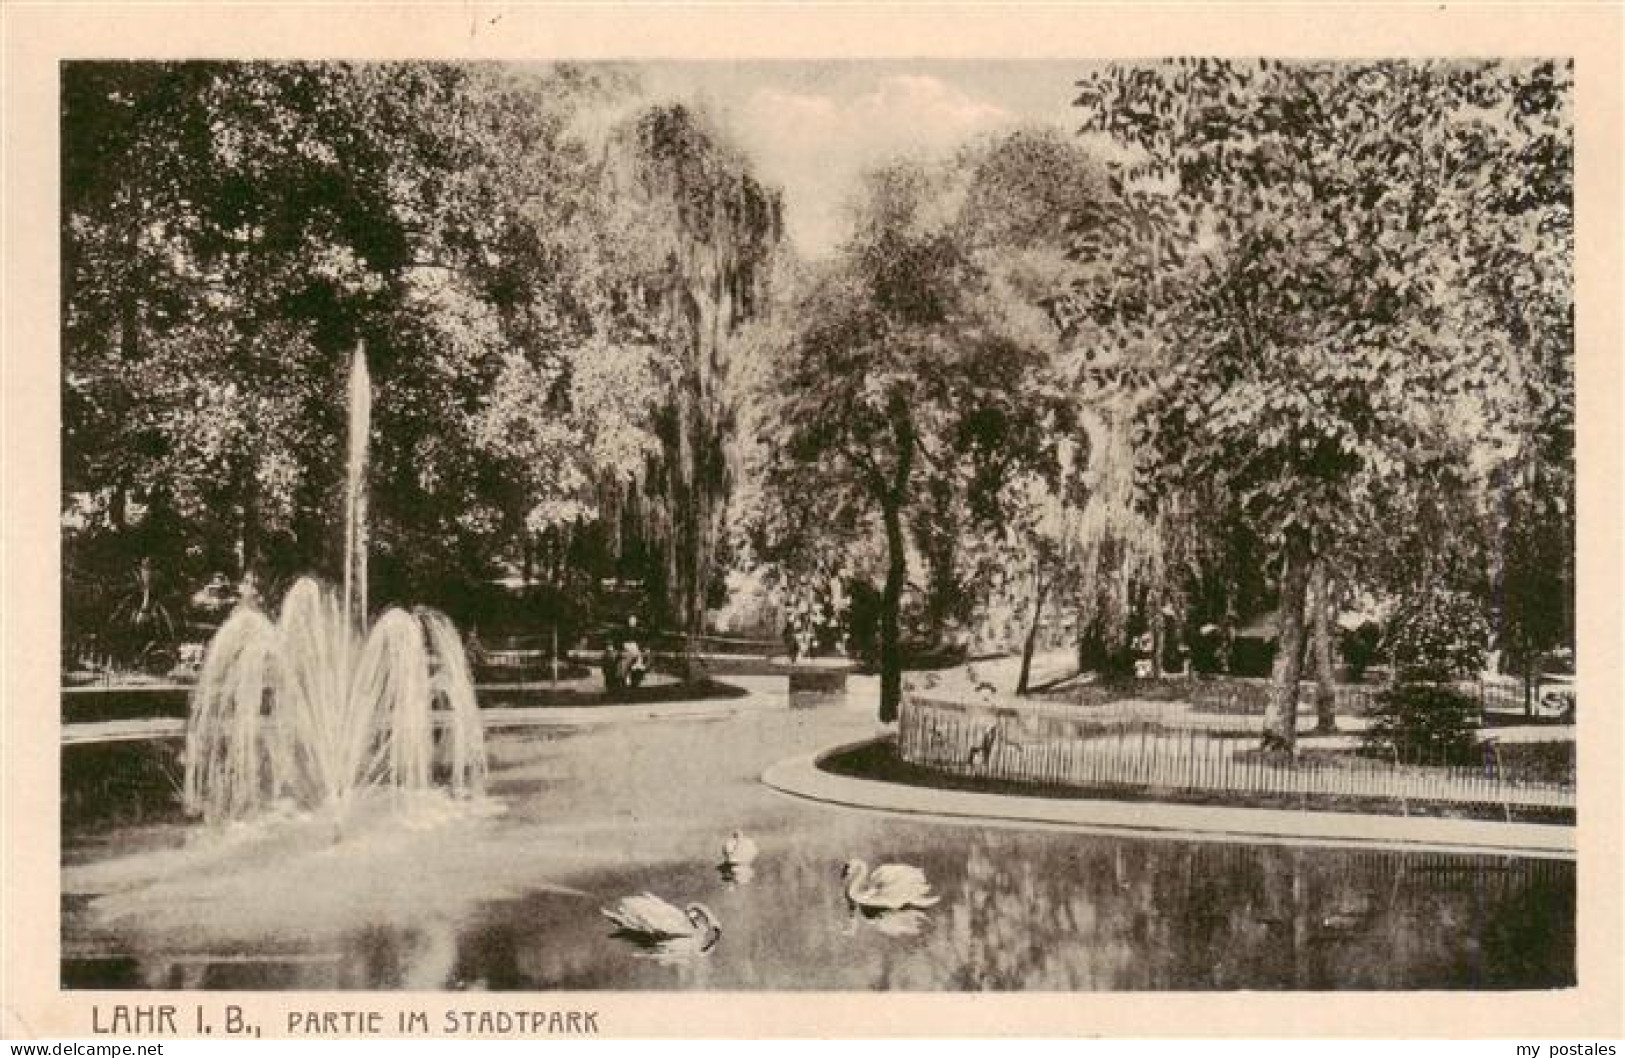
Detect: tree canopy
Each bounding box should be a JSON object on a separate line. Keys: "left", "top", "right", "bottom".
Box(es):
{"left": 1070, "top": 59, "right": 1573, "bottom": 749}
{"left": 62, "top": 62, "right": 782, "bottom": 645}
{"left": 62, "top": 60, "right": 1573, "bottom": 741}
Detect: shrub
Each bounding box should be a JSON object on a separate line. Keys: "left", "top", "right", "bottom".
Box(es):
{"left": 1386, "top": 587, "right": 1490, "bottom": 683}
{"left": 1338, "top": 620, "right": 1382, "bottom": 681}
{"left": 1361, "top": 682, "right": 1481, "bottom": 765}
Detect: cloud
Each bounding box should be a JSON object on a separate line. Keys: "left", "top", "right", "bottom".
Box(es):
{"left": 729, "top": 75, "right": 1016, "bottom": 256}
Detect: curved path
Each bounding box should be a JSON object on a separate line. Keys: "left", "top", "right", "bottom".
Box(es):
{"left": 762, "top": 742, "right": 1575, "bottom": 860}
{"left": 61, "top": 681, "right": 792, "bottom": 745}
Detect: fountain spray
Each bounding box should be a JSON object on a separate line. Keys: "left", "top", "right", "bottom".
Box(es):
{"left": 343, "top": 342, "right": 370, "bottom": 635}
{"left": 182, "top": 340, "right": 486, "bottom": 824}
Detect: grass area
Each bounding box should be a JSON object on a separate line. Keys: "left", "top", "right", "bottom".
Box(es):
{"left": 476, "top": 675, "right": 749, "bottom": 709}
{"left": 1482, "top": 710, "right": 1573, "bottom": 728}
{"left": 819, "top": 736, "right": 1574, "bottom": 826}
{"left": 62, "top": 740, "right": 188, "bottom": 833}
{"left": 1028, "top": 673, "right": 1377, "bottom": 714}
{"left": 62, "top": 686, "right": 192, "bottom": 724}
{"left": 1486, "top": 741, "right": 1578, "bottom": 785}
{"left": 473, "top": 660, "right": 592, "bottom": 683}
{"left": 1030, "top": 677, "right": 1196, "bottom": 706}
{"left": 1251, "top": 745, "right": 1573, "bottom": 788}
{"left": 63, "top": 674, "right": 752, "bottom": 723}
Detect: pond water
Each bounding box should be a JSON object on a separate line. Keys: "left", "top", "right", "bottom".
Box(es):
{"left": 61, "top": 706, "right": 1574, "bottom": 991}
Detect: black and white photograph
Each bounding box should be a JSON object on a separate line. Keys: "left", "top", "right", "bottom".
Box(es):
{"left": 4, "top": 1, "right": 1621, "bottom": 1042}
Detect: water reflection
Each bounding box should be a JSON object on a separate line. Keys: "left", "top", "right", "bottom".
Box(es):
{"left": 69, "top": 827, "right": 1571, "bottom": 991}
{"left": 852, "top": 908, "right": 931, "bottom": 938}
{"left": 64, "top": 712, "right": 1573, "bottom": 993}
{"left": 719, "top": 864, "right": 756, "bottom": 888}
{"left": 544, "top": 835, "right": 1565, "bottom": 991}
{"left": 610, "top": 928, "right": 723, "bottom": 965}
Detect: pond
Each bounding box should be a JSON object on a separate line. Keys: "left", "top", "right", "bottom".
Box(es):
{"left": 61, "top": 706, "right": 1574, "bottom": 991}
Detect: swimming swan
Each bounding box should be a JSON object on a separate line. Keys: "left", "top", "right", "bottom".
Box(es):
{"left": 602, "top": 893, "right": 721, "bottom": 945}
{"left": 722, "top": 830, "right": 759, "bottom": 868}
{"left": 841, "top": 860, "right": 941, "bottom": 912}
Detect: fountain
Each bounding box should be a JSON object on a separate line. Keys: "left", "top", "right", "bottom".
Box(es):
{"left": 181, "top": 344, "right": 487, "bottom": 824}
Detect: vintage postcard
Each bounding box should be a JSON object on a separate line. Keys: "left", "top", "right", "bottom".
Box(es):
{"left": 2, "top": 1, "right": 1621, "bottom": 1041}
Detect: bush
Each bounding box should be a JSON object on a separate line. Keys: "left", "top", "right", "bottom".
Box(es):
{"left": 1338, "top": 620, "right": 1382, "bottom": 681}
{"left": 1386, "top": 587, "right": 1490, "bottom": 683}
{"left": 1362, "top": 682, "right": 1481, "bottom": 765}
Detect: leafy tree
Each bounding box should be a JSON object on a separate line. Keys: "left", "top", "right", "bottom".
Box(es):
{"left": 63, "top": 62, "right": 372, "bottom": 583}
{"left": 975, "top": 444, "right": 1083, "bottom": 695}
{"left": 63, "top": 62, "right": 471, "bottom": 632}
{"left": 1386, "top": 586, "right": 1492, "bottom": 685}
{"left": 61, "top": 62, "right": 697, "bottom": 639}
{"left": 951, "top": 129, "right": 1100, "bottom": 687}
{"left": 1464, "top": 62, "right": 1576, "bottom": 707}
{"left": 1071, "top": 59, "right": 1571, "bottom": 755}
{"left": 763, "top": 161, "right": 1057, "bottom": 721}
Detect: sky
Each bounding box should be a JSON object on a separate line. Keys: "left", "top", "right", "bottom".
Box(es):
{"left": 612, "top": 61, "right": 1089, "bottom": 258}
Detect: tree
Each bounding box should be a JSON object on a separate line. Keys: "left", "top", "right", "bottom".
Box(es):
{"left": 589, "top": 105, "right": 785, "bottom": 636}
{"left": 63, "top": 62, "right": 375, "bottom": 585}
{"left": 987, "top": 446, "right": 1083, "bottom": 696}
{"left": 62, "top": 62, "right": 480, "bottom": 619}
{"left": 952, "top": 129, "right": 1100, "bottom": 688}
{"left": 1465, "top": 62, "right": 1575, "bottom": 708}
{"left": 1071, "top": 60, "right": 1571, "bottom": 756}
{"left": 1362, "top": 585, "right": 1491, "bottom": 765}
{"left": 1305, "top": 559, "right": 1338, "bottom": 732}
{"left": 764, "top": 161, "right": 1057, "bottom": 721}
{"left": 61, "top": 62, "right": 697, "bottom": 634}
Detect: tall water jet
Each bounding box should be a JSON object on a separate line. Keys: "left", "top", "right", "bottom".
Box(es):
{"left": 343, "top": 343, "right": 371, "bottom": 635}
{"left": 182, "top": 343, "right": 487, "bottom": 824}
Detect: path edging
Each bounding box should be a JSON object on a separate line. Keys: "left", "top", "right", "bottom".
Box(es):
{"left": 62, "top": 695, "right": 784, "bottom": 745}
{"left": 762, "top": 739, "right": 1575, "bottom": 860}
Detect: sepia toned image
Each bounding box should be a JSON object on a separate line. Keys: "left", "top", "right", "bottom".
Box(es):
{"left": 5, "top": 1, "right": 1622, "bottom": 1041}
{"left": 52, "top": 53, "right": 1578, "bottom": 992}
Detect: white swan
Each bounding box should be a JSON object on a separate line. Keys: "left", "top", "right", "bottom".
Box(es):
{"left": 722, "top": 830, "right": 759, "bottom": 868}
{"left": 602, "top": 893, "right": 721, "bottom": 946}
{"left": 841, "top": 859, "right": 940, "bottom": 912}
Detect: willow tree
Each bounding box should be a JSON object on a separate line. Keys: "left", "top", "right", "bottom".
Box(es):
{"left": 593, "top": 105, "right": 785, "bottom": 636}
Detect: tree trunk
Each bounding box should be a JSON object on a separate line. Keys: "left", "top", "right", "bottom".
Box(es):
{"left": 1150, "top": 605, "right": 1165, "bottom": 679}
{"left": 110, "top": 476, "right": 128, "bottom": 532}
{"left": 879, "top": 500, "right": 907, "bottom": 724}
{"left": 1262, "top": 532, "right": 1313, "bottom": 757}
{"left": 1522, "top": 646, "right": 1535, "bottom": 719}
{"left": 1307, "top": 558, "right": 1338, "bottom": 733}
{"left": 1016, "top": 569, "right": 1049, "bottom": 697}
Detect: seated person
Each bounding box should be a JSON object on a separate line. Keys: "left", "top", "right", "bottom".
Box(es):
{"left": 622, "top": 641, "right": 648, "bottom": 687}
{"left": 620, "top": 615, "right": 649, "bottom": 687}
{"left": 601, "top": 642, "right": 624, "bottom": 691}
